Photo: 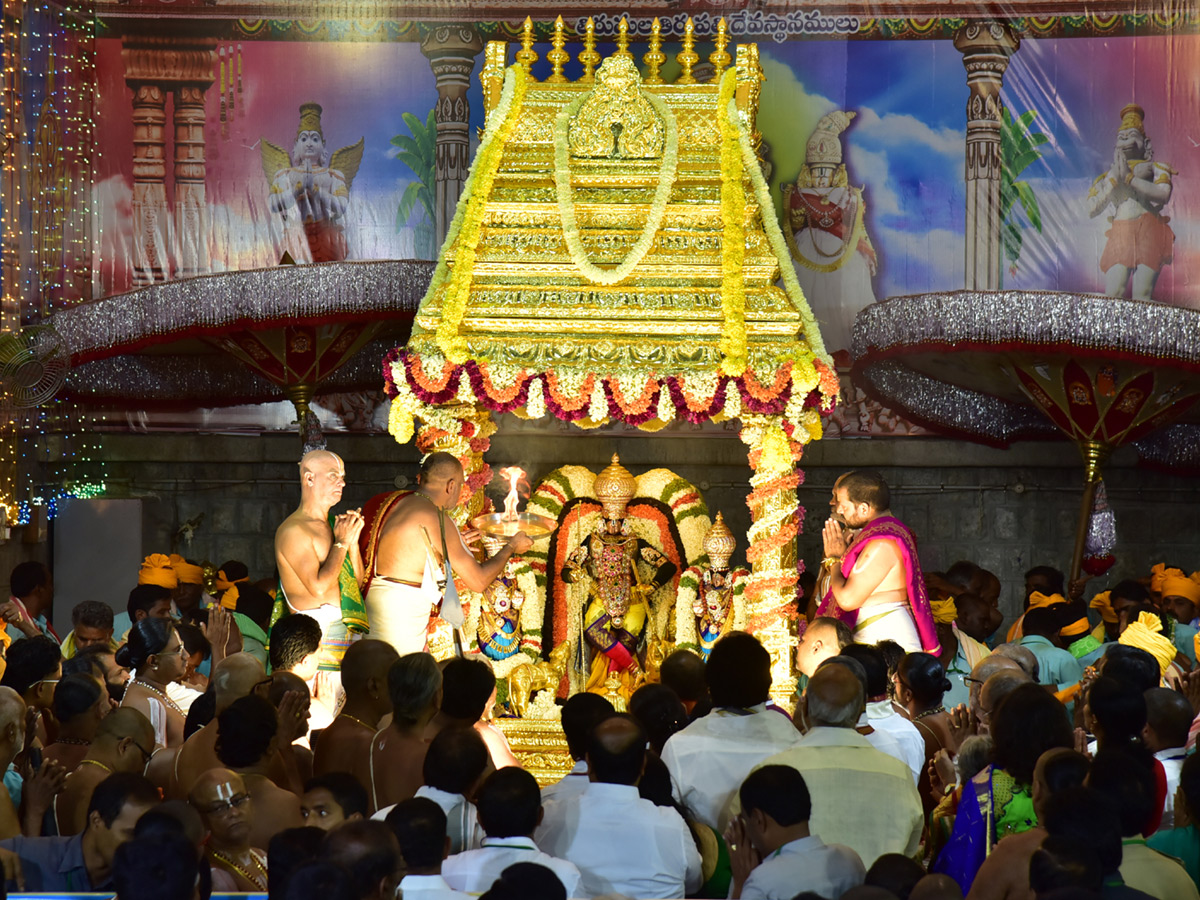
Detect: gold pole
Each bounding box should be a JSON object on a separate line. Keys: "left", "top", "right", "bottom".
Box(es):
{"left": 284, "top": 383, "right": 313, "bottom": 425}
{"left": 1068, "top": 439, "right": 1113, "bottom": 583}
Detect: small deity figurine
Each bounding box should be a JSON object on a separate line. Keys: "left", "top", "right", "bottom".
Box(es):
{"left": 562, "top": 454, "right": 677, "bottom": 700}
{"left": 1087, "top": 103, "right": 1175, "bottom": 300}
{"left": 678, "top": 513, "right": 749, "bottom": 659}
{"left": 476, "top": 558, "right": 525, "bottom": 661}
{"left": 261, "top": 103, "right": 364, "bottom": 262}
{"left": 782, "top": 110, "right": 878, "bottom": 355}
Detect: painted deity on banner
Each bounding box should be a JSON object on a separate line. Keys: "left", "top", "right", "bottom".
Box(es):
{"left": 261, "top": 102, "right": 364, "bottom": 262}
{"left": 782, "top": 110, "right": 878, "bottom": 356}
{"left": 561, "top": 455, "right": 677, "bottom": 701}
{"left": 1087, "top": 103, "right": 1175, "bottom": 301}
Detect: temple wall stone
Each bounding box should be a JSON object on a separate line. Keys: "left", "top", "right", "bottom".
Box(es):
{"left": 87, "top": 430, "right": 1200, "bottom": 630}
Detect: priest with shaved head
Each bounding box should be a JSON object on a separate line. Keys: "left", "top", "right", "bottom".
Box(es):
{"left": 274, "top": 449, "right": 367, "bottom": 672}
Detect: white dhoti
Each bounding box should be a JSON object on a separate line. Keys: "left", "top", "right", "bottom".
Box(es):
{"left": 363, "top": 580, "right": 439, "bottom": 655}
{"left": 854, "top": 599, "right": 922, "bottom": 652}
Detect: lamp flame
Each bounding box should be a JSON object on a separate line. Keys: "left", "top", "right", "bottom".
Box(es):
{"left": 500, "top": 466, "right": 525, "bottom": 521}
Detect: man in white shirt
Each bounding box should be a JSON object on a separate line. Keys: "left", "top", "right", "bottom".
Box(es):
{"left": 539, "top": 693, "right": 614, "bottom": 809}
{"left": 839, "top": 644, "right": 924, "bottom": 783}
{"left": 733, "top": 664, "right": 923, "bottom": 868}
{"left": 386, "top": 797, "right": 472, "bottom": 900}
{"left": 1144, "top": 687, "right": 1192, "bottom": 831}
{"left": 726, "top": 764, "right": 865, "bottom": 900}
{"left": 443, "top": 767, "right": 581, "bottom": 896}
{"left": 661, "top": 633, "right": 801, "bottom": 832}
{"left": 539, "top": 714, "right": 702, "bottom": 899}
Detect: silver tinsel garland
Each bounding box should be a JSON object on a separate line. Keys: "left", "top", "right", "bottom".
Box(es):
{"left": 1133, "top": 424, "right": 1200, "bottom": 473}
{"left": 55, "top": 260, "right": 435, "bottom": 363}
{"left": 853, "top": 291, "right": 1200, "bottom": 362}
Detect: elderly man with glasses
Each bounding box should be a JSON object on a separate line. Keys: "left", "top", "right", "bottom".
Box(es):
{"left": 191, "top": 768, "right": 269, "bottom": 892}
{"left": 54, "top": 708, "right": 157, "bottom": 836}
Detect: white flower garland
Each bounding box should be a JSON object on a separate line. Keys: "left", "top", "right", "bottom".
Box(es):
{"left": 553, "top": 91, "right": 680, "bottom": 286}
{"left": 727, "top": 97, "right": 833, "bottom": 369}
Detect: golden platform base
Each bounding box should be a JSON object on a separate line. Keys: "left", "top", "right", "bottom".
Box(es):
{"left": 494, "top": 716, "right": 575, "bottom": 787}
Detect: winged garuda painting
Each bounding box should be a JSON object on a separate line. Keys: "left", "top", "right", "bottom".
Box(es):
{"left": 261, "top": 102, "right": 364, "bottom": 262}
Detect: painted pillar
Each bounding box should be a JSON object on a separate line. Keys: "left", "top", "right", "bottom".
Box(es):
{"left": 421, "top": 26, "right": 484, "bottom": 249}
{"left": 955, "top": 22, "right": 1019, "bottom": 291}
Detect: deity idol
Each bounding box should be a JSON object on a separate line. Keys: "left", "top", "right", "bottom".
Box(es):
{"left": 678, "top": 513, "right": 749, "bottom": 659}
{"left": 782, "top": 110, "right": 878, "bottom": 355}
{"left": 562, "top": 454, "right": 677, "bottom": 699}
{"left": 477, "top": 559, "right": 525, "bottom": 661}
{"left": 261, "top": 102, "right": 364, "bottom": 262}
{"left": 1087, "top": 103, "right": 1175, "bottom": 301}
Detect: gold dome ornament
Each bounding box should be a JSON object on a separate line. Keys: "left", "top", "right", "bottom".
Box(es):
{"left": 703, "top": 512, "right": 737, "bottom": 570}
{"left": 593, "top": 453, "right": 637, "bottom": 520}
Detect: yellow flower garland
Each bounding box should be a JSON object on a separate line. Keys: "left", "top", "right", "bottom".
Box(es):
{"left": 434, "top": 66, "right": 528, "bottom": 363}
{"left": 717, "top": 70, "right": 748, "bottom": 377}
{"left": 553, "top": 91, "right": 679, "bottom": 285}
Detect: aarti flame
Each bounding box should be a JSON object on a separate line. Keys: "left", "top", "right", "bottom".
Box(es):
{"left": 500, "top": 466, "right": 525, "bottom": 521}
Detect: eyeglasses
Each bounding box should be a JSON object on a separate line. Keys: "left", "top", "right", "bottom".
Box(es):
{"left": 200, "top": 793, "right": 251, "bottom": 817}
{"left": 963, "top": 676, "right": 985, "bottom": 688}
{"left": 129, "top": 738, "right": 153, "bottom": 765}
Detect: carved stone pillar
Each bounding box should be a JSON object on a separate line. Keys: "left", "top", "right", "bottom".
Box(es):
{"left": 173, "top": 84, "right": 211, "bottom": 278}
{"left": 955, "top": 22, "right": 1019, "bottom": 291}
{"left": 122, "top": 36, "right": 216, "bottom": 285}
{"left": 421, "top": 26, "right": 484, "bottom": 247}
{"left": 128, "top": 83, "right": 168, "bottom": 285}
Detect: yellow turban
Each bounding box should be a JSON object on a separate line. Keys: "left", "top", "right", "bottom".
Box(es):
{"left": 169, "top": 554, "right": 204, "bottom": 585}
{"left": 1161, "top": 571, "right": 1200, "bottom": 606}
{"left": 930, "top": 597, "right": 958, "bottom": 625}
{"left": 1028, "top": 591, "right": 1066, "bottom": 610}
{"left": 215, "top": 570, "right": 248, "bottom": 611}
{"left": 1119, "top": 611, "right": 1177, "bottom": 675}
{"left": 138, "top": 554, "right": 178, "bottom": 589}
{"left": 1150, "top": 563, "right": 1177, "bottom": 595}
{"left": 1060, "top": 617, "right": 1091, "bottom": 638}
{"left": 1090, "top": 591, "right": 1119, "bottom": 624}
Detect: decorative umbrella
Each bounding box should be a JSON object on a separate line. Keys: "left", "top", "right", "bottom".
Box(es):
{"left": 852, "top": 291, "right": 1200, "bottom": 580}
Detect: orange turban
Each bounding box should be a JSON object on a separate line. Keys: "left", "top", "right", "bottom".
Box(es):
{"left": 1119, "top": 611, "right": 1177, "bottom": 676}
{"left": 1161, "top": 571, "right": 1200, "bottom": 606}
{"left": 1060, "top": 617, "right": 1091, "bottom": 638}
{"left": 168, "top": 554, "right": 203, "bottom": 585}
{"left": 1090, "top": 591, "right": 1118, "bottom": 624}
{"left": 1028, "top": 591, "right": 1067, "bottom": 610}
{"left": 138, "top": 554, "right": 178, "bottom": 589}
{"left": 1150, "top": 563, "right": 1177, "bottom": 595}
{"left": 215, "top": 570, "right": 248, "bottom": 611}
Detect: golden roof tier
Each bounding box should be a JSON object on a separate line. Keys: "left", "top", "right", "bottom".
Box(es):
{"left": 385, "top": 15, "right": 838, "bottom": 443}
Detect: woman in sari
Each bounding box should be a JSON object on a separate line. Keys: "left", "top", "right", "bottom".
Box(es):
{"left": 934, "top": 682, "right": 1073, "bottom": 893}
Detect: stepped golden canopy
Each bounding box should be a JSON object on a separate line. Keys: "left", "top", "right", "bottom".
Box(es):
{"left": 386, "top": 16, "right": 838, "bottom": 440}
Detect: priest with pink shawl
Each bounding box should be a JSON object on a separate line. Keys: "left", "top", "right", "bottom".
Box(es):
{"left": 815, "top": 471, "right": 940, "bottom": 654}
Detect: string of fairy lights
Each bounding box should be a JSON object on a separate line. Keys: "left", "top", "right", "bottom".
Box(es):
{"left": 2, "top": 2, "right": 106, "bottom": 527}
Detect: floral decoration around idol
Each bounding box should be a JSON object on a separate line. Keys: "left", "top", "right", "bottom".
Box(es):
{"left": 522, "top": 464, "right": 710, "bottom": 696}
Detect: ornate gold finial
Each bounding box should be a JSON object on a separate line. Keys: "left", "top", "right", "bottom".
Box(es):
{"left": 615, "top": 16, "right": 632, "bottom": 59}
{"left": 480, "top": 41, "right": 508, "bottom": 120}
{"left": 593, "top": 453, "right": 637, "bottom": 520}
{"left": 709, "top": 17, "right": 731, "bottom": 79}
{"left": 676, "top": 17, "right": 699, "bottom": 84}
{"left": 643, "top": 18, "right": 666, "bottom": 84}
{"left": 579, "top": 17, "right": 600, "bottom": 83}
{"left": 703, "top": 512, "right": 738, "bottom": 570}
{"left": 516, "top": 16, "right": 539, "bottom": 76}
{"left": 547, "top": 15, "right": 569, "bottom": 83}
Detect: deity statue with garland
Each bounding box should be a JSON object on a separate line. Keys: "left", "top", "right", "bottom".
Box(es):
{"left": 561, "top": 455, "right": 678, "bottom": 700}
{"left": 675, "top": 513, "right": 749, "bottom": 659}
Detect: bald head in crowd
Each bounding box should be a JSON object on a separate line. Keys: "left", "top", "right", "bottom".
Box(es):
{"left": 978, "top": 669, "right": 1033, "bottom": 734}
{"left": 803, "top": 663, "right": 865, "bottom": 728}
{"left": 213, "top": 653, "right": 267, "bottom": 713}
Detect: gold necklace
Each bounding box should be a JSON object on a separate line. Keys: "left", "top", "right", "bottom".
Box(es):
{"left": 339, "top": 713, "right": 374, "bottom": 731}
{"left": 209, "top": 849, "right": 268, "bottom": 891}
{"left": 78, "top": 759, "right": 112, "bottom": 774}
{"left": 133, "top": 680, "right": 182, "bottom": 714}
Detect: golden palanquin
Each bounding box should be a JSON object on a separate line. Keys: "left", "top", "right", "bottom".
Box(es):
{"left": 385, "top": 17, "right": 839, "bottom": 702}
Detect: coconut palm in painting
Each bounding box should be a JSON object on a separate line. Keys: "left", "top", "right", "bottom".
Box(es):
{"left": 1000, "top": 108, "right": 1049, "bottom": 285}
{"left": 392, "top": 110, "right": 437, "bottom": 259}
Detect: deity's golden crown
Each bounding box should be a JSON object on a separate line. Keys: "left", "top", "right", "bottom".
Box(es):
{"left": 594, "top": 453, "right": 636, "bottom": 518}
{"left": 703, "top": 512, "right": 737, "bottom": 568}
{"left": 1119, "top": 103, "right": 1145, "bottom": 135}
{"left": 297, "top": 102, "right": 325, "bottom": 138}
